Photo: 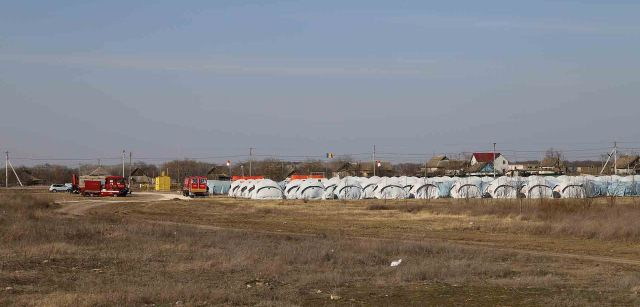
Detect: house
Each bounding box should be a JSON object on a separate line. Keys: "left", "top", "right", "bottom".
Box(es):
{"left": 206, "top": 167, "right": 230, "bottom": 180}
{"left": 359, "top": 161, "right": 394, "bottom": 177}
{"left": 333, "top": 162, "right": 357, "bottom": 178}
{"left": 130, "top": 167, "right": 152, "bottom": 185}
{"left": 426, "top": 155, "right": 449, "bottom": 173}
{"left": 14, "top": 169, "right": 45, "bottom": 186}
{"left": 421, "top": 156, "right": 467, "bottom": 176}
{"left": 88, "top": 166, "right": 110, "bottom": 176}
{"left": 574, "top": 161, "right": 604, "bottom": 176}
{"left": 470, "top": 153, "right": 509, "bottom": 174}
{"left": 615, "top": 155, "right": 640, "bottom": 175}
{"left": 334, "top": 161, "right": 394, "bottom": 177}
{"left": 465, "top": 162, "right": 494, "bottom": 176}
{"left": 538, "top": 157, "right": 566, "bottom": 175}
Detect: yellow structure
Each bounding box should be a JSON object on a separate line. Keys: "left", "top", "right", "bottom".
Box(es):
{"left": 155, "top": 172, "right": 171, "bottom": 191}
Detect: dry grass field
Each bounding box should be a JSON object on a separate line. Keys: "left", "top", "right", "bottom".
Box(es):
{"left": 2, "top": 190, "right": 640, "bottom": 306}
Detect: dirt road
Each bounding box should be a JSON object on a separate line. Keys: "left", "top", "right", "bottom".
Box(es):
{"left": 56, "top": 192, "right": 190, "bottom": 215}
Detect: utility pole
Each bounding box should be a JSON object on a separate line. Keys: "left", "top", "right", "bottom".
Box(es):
{"left": 249, "top": 147, "right": 254, "bottom": 177}
{"left": 372, "top": 145, "right": 376, "bottom": 177}
{"left": 493, "top": 142, "right": 497, "bottom": 178}
{"left": 614, "top": 141, "right": 618, "bottom": 175}
{"left": 4, "top": 152, "right": 22, "bottom": 187}
{"left": 129, "top": 151, "right": 133, "bottom": 185}
{"left": 5, "top": 151, "right": 8, "bottom": 188}
{"left": 122, "top": 150, "right": 126, "bottom": 177}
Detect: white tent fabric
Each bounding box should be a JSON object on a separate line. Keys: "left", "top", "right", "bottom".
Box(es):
{"left": 284, "top": 179, "right": 302, "bottom": 199}
{"left": 399, "top": 176, "right": 419, "bottom": 195}
{"left": 334, "top": 176, "right": 363, "bottom": 200}
{"left": 554, "top": 176, "right": 607, "bottom": 198}
{"left": 230, "top": 175, "right": 640, "bottom": 200}
{"left": 296, "top": 179, "right": 325, "bottom": 200}
{"left": 450, "top": 177, "right": 483, "bottom": 199}
{"left": 521, "top": 176, "right": 556, "bottom": 199}
{"left": 410, "top": 177, "right": 441, "bottom": 199}
{"left": 239, "top": 180, "right": 257, "bottom": 199}
{"left": 251, "top": 179, "right": 284, "bottom": 200}
{"left": 229, "top": 179, "right": 244, "bottom": 197}
{"left": 485, "top": 176, "right": 525, "bottom": 199}
{"left": 374, "top": 177, "right": 409, "bottom": 199}
{"left": 360, "top": 176, "right": 380, "bottom": 199}
{"left": 479, "top": 177, "right": 495, "bottom": 196}
{"left": 322, "top": 177, "right": 341, "bottom": 200}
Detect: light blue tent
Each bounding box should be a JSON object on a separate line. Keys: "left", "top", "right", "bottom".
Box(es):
{"left": 608, "top": 176, "right": 640, "bottom": 196}
{"left": 207, "top": 180, "right": 231, "bottom": 195}
{"left": 434, "top": 176, "right": 455, "bottom": 198}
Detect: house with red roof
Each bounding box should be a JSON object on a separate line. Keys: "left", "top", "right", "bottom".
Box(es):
{"left": 470, "top": 152, "right": 509, "bottom": 175}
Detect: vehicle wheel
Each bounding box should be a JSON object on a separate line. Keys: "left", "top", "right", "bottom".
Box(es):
{"left": 52, "top": 190, "right": 58, "bottom": 193}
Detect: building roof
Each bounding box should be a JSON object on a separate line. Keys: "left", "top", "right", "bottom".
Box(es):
{"left": 130, "top": 167, "right": 146, "bottom": 176}
{"left": 359, "top": 161, "right": 393, "bottom": 172}
{"left": 472, "top": 152, "right": 501, "bottom": 163}
{"left": 540, "top": 157, "right": 562, "bottom": 168}
{"left": 426, "top": 155, "right": 448, "bottom": 168}
{"left": 89, "top": 166, "right": 110, "bottom": 176}
{"left": 616, "top": 155, "right": 640, "bottom": 169}
{"left": 466, "top": 162, "right": 491, "bottom": 173}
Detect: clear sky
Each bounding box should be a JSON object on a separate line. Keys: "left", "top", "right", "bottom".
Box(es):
{"left": 1, "top": 0, "right": 639, "bottom": 164}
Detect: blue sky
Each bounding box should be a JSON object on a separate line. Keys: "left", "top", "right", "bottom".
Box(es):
{"left": 1, "top": 0, "right": 639, "bottom": 164}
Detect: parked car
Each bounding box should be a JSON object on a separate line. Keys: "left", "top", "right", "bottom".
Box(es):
{"left": 49, "top": 184, "right": 71, "bottom": 193}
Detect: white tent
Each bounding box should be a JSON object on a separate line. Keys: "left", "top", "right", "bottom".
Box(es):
{"left": 374, "top": 177, "right": 409, "bottom": 199}
{"left": 399, "top": 176, "right": 419, "bottom": 195}
{"left": 521, "top": 176, "right": 556, "bottom": 199}
{"left": 284, "top": 179, "right": 302, "bottom": 199}
{"left": 239, "top": 180, "right": 257, "bottom": 199}
{"left": 450, "top": 177, "right": 483, "bottom": 199}
{"left": 334, "top": 176, "right": 363, "bottom": 200}
{"left": 277, "top": 180, "right": 288, "bottom": 191}
{"left": 485, "top": 176, "right": 525, "bottom": 199}
{"left": 480, "top": 177, "right": 495, "bottom": 196}
{"left": 322, "top": 177, "right": 341, "bottom": 200}
{"left": 360, "top": 176, "right": 380, "bottom": 199}
{"left": 296, "top": 178, "right": 325, "bottom": 200}
{"left": 556, "top": 176, "right": 589, "bottom": 198}
{"left": 229, "top": 179, "right": 244, "bottom": 197}
{"left": 251, "top": 179, "right": 284, "bottom": 200}
{"left": 410, "top": 177, "right": 441, "bottom": 199}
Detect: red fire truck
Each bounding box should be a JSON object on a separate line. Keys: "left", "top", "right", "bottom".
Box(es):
{"left": 182, "top": 176, "right": 209, "bottom": 197}
{"left": 71, "top": 175, "right": 129, "bottom": 197}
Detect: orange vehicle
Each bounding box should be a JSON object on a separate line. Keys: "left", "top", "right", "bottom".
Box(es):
{"left": 182, "top": 176, "right": 209, "bottom": 197}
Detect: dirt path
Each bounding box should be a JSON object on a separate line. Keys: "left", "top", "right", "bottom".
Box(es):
{"left": 56, "top": 192, "right": 190, "bottom": 216}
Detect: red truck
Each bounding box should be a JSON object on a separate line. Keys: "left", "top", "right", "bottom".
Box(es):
{"left": 182, "top": 176, "right": 209, "bottom": 197}
{"left": 71, "top": 175, "right": 129, "bottom": 197}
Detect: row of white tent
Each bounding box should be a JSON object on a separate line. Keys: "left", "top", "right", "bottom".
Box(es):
{"left": 228, "top": 175, "right": 640, "bottom": 200}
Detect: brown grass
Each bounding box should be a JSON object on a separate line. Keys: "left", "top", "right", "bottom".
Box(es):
{"left": 2, "top": 193, "right": 640, "bottom": 306}
{"left": 367, "top": 198, "right": 640, "bottom": 242}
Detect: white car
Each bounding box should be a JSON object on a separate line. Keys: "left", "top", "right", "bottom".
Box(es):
{"left": 49, "top": 184, "right": 70, "bottom": 193}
